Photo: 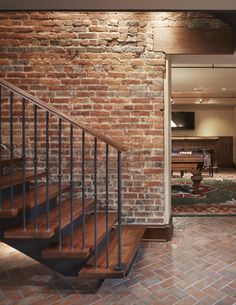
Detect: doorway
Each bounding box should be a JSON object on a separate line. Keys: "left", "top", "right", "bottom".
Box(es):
{"left": 169, "top": 55, "right": 236, "bottom": 216}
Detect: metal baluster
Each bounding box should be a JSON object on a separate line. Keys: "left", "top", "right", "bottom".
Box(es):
{"left": 0, "top": 86, "right": 2, "bottom": 210}
{"left": 82, "top": 130, "right": 85, "bottom": 249}
{"left": 22, "top": 98, "right": 26, "bottom": 230}
{"left": 34, "top": 105, "right": 38, "bottom": 231}
{"left": 105, "top": 144, "right": 109, "bottom": 268}
{"left": 70, "top": 124, "right": 74, "bottom": 250}
{"left": 114, "top": 151, "right": 126, "bottom": 272}
{"left": 94, "top": 137, "right": 97, "bottom": 268}
{"left": 58, "top": 118, "right": 62, "bottom": 249}
{"left": 46, "top": 111, "right": 50, "bottom": 230}
{"left": 9, "top": 91, "right": 14, "bottom": 209}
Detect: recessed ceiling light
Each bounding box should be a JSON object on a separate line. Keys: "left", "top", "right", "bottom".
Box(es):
{"left": 196, "top": 98, "right": 203, "bottom": 104}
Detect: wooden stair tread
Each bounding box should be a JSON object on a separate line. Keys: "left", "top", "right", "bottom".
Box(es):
{"left": 0, "top": 184, "right": 69, "bottom": 218}
{"left": 0, "top": 170, "right": 45, "bottom": 190}
{"left": 42, "top": 212, "right": 117, "bottom": 259}
{"left": 4, "top": 197, "right": 93, "bottom": 238}
{"left": 1, "top": 158, "right": 22, "bottom": 167}
{"left": 78, "top": 225, "right": 145, "bottom": 279}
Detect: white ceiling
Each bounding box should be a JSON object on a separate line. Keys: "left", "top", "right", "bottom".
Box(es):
{"left": 171, "top": 54, "right": 236, "bottom": 106}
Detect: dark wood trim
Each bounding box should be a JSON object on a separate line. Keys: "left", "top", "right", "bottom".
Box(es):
{"left": 172, "top": 136, "right": 234, "bottom": 169}
{"left": 0, "top": 79, "right": 127, "bottom": 152}
{"left": 154, "top": 27, "right": 234, "bottom": 55}
{"left": 142, "top": 216, "right": 173, "bottom": 242}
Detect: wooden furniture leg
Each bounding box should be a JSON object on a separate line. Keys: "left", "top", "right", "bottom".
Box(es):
{"left": 191, "top": 171, "right": 203, "bottom": 194}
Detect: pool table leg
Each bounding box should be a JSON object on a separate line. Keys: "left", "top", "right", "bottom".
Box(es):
{"left": 191, "top": 171, "right": 203, "bottom": 194}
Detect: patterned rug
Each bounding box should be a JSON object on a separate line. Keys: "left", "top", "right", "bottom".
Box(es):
{"left": 172, "top": 178, "right": 236, "bottom": 216}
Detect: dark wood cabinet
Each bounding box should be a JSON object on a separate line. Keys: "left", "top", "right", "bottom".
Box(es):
{"left": 217, "top": 137, "right": 234, "bottom": 168}
{"left": 172, "top": 136, "right": 234, "bottom": 169}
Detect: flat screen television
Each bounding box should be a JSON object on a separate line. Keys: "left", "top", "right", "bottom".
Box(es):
{"left": 171, "top": 112, "right": 195, "bottom": 130}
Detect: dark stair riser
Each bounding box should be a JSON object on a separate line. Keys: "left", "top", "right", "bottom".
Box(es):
{"left": 1, "top": 182, "right": 30, "bottom": 202}
{"left": 2, "top": 236, "right": 86, "bottom": 276}
{"left": 0, "top": 213, "right": 111, "bottom": 276}
{"left": 27, "top": 197, "right": 57, "bottom": 221}
{"left": 0, "top": 214, "right": 88, "bottom": 276}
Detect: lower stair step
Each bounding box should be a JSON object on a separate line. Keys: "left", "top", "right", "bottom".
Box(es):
{"left": 4, "top": 195, "right": 94, "bottom": 239}
{"left": 78, "top": 225, "right": 145, "bottom": 279}
{"left": 42, "top": 212, "right": 117, "bottom": 259}
{"left": 0, "top": 184, "right": 68, "bottom": 218}
{"left": 1, "top": 170, "right": 45, "bottom": 190}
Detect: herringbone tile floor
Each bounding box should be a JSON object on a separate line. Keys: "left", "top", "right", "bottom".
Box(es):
{"left": 0, "top": 217, "right": 235, "bottom": 305}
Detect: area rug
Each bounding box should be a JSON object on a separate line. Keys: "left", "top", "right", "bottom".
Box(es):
{"left": 172, "top": 178, "right": 236, "bottom": 216}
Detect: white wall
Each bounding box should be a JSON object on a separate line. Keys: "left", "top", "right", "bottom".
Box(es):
{"left": 172, "top": 105, "right": 234, "bottom": 137}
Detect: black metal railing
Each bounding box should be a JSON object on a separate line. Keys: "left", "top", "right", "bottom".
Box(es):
{"left": 22, "top": 97, "right": 26, "bottom": 230}
{"left": 0, "top": 86, "right": 2, "bottom": 211}
{"left": 46, "top": 111, "right": 50, "bottom": 230}
{"left": 70, "top": 124, "right": 74, "bottom": 250}
{"left": 9, "top": 91, "right": 14, "bottom": 210}
{"left": 0, "top": 78, "right": 127, "bottom": 271}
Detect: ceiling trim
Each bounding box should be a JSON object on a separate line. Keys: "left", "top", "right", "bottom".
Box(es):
{"left": 172, "top": 92, "right": 236, "bottom": 98}
{"left": 171, "top": 97, "right": 236, "bottom": 106}
{"left": 172, "top": 65, "right": 236, "bottom": 68}
{"left": 1, "top": 0, "right": 236, "bottom": 11}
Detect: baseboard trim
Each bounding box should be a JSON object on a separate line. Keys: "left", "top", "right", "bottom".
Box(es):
{"left": 142, "top": 216, "right": 173, "bottom": 242}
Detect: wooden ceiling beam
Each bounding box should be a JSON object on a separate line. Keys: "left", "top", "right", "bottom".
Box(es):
{"left": 154, "top": 27, "right": 234, "bottom": 54}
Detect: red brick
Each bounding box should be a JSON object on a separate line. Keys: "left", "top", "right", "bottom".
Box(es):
{"left": 0, "top": 11, "right": 224, "bottom": 225}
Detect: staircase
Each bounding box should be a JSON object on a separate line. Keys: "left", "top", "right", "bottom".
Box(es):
{"left": 0, "top": 79, "right": 145, "bottom": 278}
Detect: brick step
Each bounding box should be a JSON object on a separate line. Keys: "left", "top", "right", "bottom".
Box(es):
{"left": 0, "top": 184, "right": 69, "bottom": 218}
{"left": 0, "top": 170, "right": 45, "bottom": 190}
{"left": 78, "top": 225, "right": 145, "bottom": 279}
{"left": 4, "top": 196, "right": 94, "bottom": 239}
{"left": 42, "top": 212, "right": 117, "bottom": 259}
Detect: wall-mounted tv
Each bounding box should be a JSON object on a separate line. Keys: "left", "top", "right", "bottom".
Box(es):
{"left": 171, "top": 112, "right": 195, "bottom": 130}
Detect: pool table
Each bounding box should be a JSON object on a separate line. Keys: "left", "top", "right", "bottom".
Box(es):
{"left": 172, "top": 154, "right": 204, "bottom": 194}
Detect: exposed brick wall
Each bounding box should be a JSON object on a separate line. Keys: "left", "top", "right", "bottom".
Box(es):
{"left": 0, "top": 12, "right": 227, "bottom": 224}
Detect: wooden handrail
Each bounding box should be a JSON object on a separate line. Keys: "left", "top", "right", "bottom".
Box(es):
{"left": 0, "top": 79, "right": 127, "bottom": 152}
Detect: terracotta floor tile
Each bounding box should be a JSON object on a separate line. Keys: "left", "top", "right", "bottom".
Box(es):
{"left": 212, "top": 277, "right": 233, "bottom": 290}
{"left": 174, "top": 296, "right": 197, "bottom": 305}
{"left": 221, "top": 286, "right": 236, "bottom": 298}
{"left": 229, "top": 281, "right": 236, "bottom": 289}
{"left": 113, "top": 293, "right": 139, "bottom": 305}
{"left": 203, "top": 286, "right": 226, "bottom": 300}
{"left": 194, "top": 296, "right": 217, "bottom": 305}
{"left": 133, "top": 294, "right": 160, "bottom": 305}
{"left": 166, "top": 285, "right": 188, "bottom": 299}
{"left": 161, "top": 294, "right": 179, "bottom": 305}
{"left": 112, "top": 283, "right": 133, "bottom": 299}
{"left": 147, "top": 285, "right": 170, "bottom": 300}
{"left": 185, "top": 285, "right": 207, "bottom": 300}
{"left": 0, "top": 217, "right": 235, "bottom": 305}
{"left": 129, "top": 283, "right": 151, "bottom": 299}
{"left": 214, "top": 296, "right": 236, "bottom": 305}
{"left": 194, "top": 277, "right": 215, "bottom": 290}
